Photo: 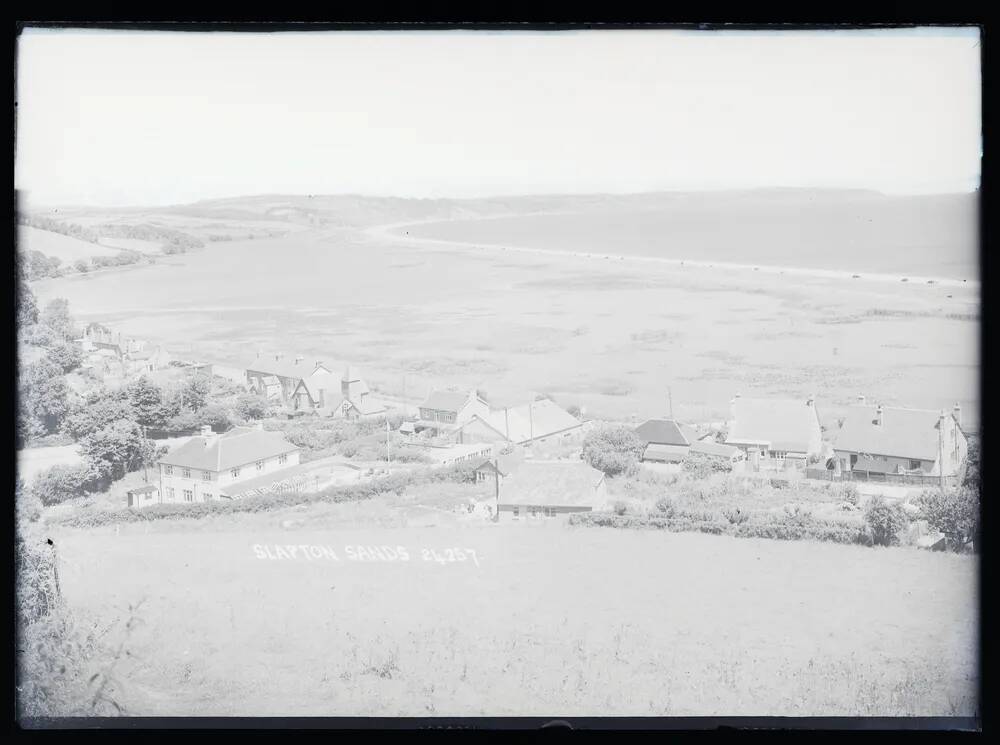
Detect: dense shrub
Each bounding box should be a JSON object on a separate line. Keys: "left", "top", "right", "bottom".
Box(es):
{"left": 837, "top": 482, "right": 861, "bottom": 507}
{"left": 682, "top": 452, "right": 732, "bottom": 479}
{"left": 916, "top": 487, "right": 979, "bottom": 552}
{"left": 31, "top": 463, "right": 103, "bottom": 506}
{"left": 863, "top": 495, "right": 909, "bottom": 547}
{"left": 582, "top": 424, "right": 645, "bottom": 477}
{"left": 612, "top": 500, "right": 628, "bottom": 516}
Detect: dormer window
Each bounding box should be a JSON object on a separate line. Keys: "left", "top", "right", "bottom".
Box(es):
{"left": 256, "top": 460, "right": 264, "bottom": 471}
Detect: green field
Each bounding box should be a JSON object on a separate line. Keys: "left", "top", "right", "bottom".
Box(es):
{"left": 50, "top": 503, "right": 978, "bottom": 717}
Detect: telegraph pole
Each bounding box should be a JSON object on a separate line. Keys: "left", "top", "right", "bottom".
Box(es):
{"left": 939, "top": 410, "right": 946, "bottom": 493}
{"left": 386, "top": 418, "right": 391, "bottom": 466}
{"left": 668, "top": 387, "right": 674, "bottom": 420}
{"left": 494, "top": 457, "right": 500, "bottom": 522}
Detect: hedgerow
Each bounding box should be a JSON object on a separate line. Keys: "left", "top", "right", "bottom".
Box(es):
{"left": 50, "top": 461, "right": 478, "bottom": 529}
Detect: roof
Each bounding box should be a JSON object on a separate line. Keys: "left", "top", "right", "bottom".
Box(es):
{"left": 634, "top": 419, "right": 698, "bottom": 447}
{"left": 474, "top": 450, "right": 525, "bottom": 476}
{"left": 158, "top": 426, "right": 299, "bottom": 472}
{"left": 834, "top": 405, "right": 956, "bottom": 461}
{"left": 327, "top": 393, "right": 387, "bottom": 416}
{"left": 245, "top": 355, "right": 330, "bottom": 381}
{"left": 643, "top": 443, "right": 689, "bottom": 462}
{"left": 726, "top": 398, "right": 821, "bottom": 454}
{"left": 689, "top": 440, "right": 743, "bottom": 459}
{"left": 220, "top": 462, "right": 314, "bottom": 498}
{"left": 465, "top": 400, "right": 582, "bottom": 443}
{"left": 498, "top": 461, "right": 606, "bottom": 508}
{"left": 127, "top": 484, "right": 158, "bottom": 495}
{"left": 420, "top": 389, "right": 474, "bottom": 413}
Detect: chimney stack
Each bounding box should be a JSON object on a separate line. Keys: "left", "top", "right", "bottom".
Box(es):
{"left": 953, "top": 402, "right": 962, "bottom": 428}
{"left": 875, "top": 404, "right": 883, "bottom": 426}
{"left": 294, "top": 355, "right": 304, "bottom": 365}
{"left": 857, "top": 394, "right": 866, "bottom": 405}
{"left": 806, "top": 394, "right": 815, "bottom": 408}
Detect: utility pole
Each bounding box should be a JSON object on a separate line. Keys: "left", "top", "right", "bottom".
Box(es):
{"left": 141, "top": 425, "right": 149, "bottom": 484}
{"left": 668, "top": 387, "right": 674, "bottom": 420}
{"left": 939, "top": 410, "right": 946, "bottom": 493}
{"left": 386, "top": 417, "right": 391, "bottom": 466}
{"left": 494, "top": 457, "right": 500, "bottom": 522}
{"left": 529, "top": 400, "right": 534, "bottom": 443}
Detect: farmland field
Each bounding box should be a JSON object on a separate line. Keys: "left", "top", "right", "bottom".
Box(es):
{"left": 51, "top": 510, "right": 978, "bottom": 716}
{"left": 18, "top": 226, "right": 123, "bottom": 263}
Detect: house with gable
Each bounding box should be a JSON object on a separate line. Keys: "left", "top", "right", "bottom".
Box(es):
{"left": 245, "top": 352, "right": 332, "bottom": 405}
{"left": 725, "top": 393, "right": 823, "bottom": 468}
{"left": 633, "top": 418, "right": 708, "bottom": 463}
{"left": 155, "top": 424, "right": 301, "bottom": 505}
{"left": 832, "top": 400, "right": 967, "bottom": 478}
{"left": 290, "top": 365, "right": 388, "bottom": 420}
{"left": 473, "top": 455, "right": 609, "bottom": 521}
{"left": 456, "top": 398, "right": 584, "bottom": 447}
{"left": 414, "top": 389, "right": 489, "bottom": 437}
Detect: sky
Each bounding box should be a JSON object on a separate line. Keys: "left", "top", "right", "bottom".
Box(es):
{"left": 15, "top": 27, "right": 982, "bottom": 208}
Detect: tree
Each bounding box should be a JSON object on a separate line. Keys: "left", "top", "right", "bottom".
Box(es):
{"left": 45, "top": 340, "right": 83, "bottom": 374}
{"left": 963, "top": 434, "right": 980, "bottom": 490}
{"left": 917, "top": 487, "right": 979, "bottom": 552}
{"left": 174, "top": 372, "right": 212, "bottom": 411}
{"left": 566, "top": 404, "right": 582, "bottom": 419}
{"left": 19, "top": 358, "right": 71, "bottom": 436}
{"left": 124, "top": 376, "right": 165, "bottom": 428}
{"left": 73, "top": 260, "right": 89, "bottom": 273}
{"left": 863, "top": 495, "right": 909, "bottom": 547}
{"left": 40, "top": 298, "right": 78, "bottom": 341}
{"left": 234, "top": 393, "right": 272, "bottom": 421}
{"left": 16, "top": 270, "right": 39, "bottom": 328}
{"left": 582, "top": 425, "right": 646, "bottom": 477}
{"left": 79, "top": 421, "right": 156, "bottom": 482}
{"left": 62, "top": 395, "right": 136, "bottom": 440}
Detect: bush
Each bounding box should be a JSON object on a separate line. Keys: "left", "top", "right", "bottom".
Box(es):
{"left": 654, "top": 497, "right": 677, "bottom": 516}
{"left": 863, "top": 495, "right": 909, "bottom": 547}
{"left": 916, "top": 487, "right": 979, "bottom": 552}
{"left": 582, "top": 424, "right": 645, "bottom": 477}
{"left": 682, "top": 452, "right": 731, "bottom": 479}
{"left": 31, "top": 463, "right": 103, "bottom": 506}
{"left": 837, "top": 482, "right": 860, "bottom": 507}
{"left": 612, "top": 500, "right": 628, "bottom": 516}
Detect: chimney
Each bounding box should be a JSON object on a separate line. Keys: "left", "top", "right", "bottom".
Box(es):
{"left": 806, "top": 394, "right": 815, "bottom": 408}
{"left": 875, "top": 404, "right": 883, "bottom": 426}
{"left": 294, "top": 355, "right": 304, "bottom": 365}
{"left": 857, "top": 394, "right": 866, "bottom": 405}
{"left": 953, "top": 403, "right": 962, "bottom": 428}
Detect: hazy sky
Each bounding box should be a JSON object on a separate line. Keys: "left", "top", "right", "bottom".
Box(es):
{"left": 16, "top": 27, "right": 982, "bottom": 207}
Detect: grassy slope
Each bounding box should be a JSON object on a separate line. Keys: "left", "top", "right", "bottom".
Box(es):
{"left": 17, "top": 226, "right": 121, "bottom": 263}
{"left": 52, "top": 506, "right": 977, "bottom": 717}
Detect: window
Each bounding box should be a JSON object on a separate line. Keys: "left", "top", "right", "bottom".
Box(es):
{"left": 182, "top": 468, "right": 191, "bottom": 478}
{"left": 231, "top": 468, "right": 241, "bottom": 479}
{"left": 909, "top": 460, "right": 922, "bottom": 471}
{"left": 512, "top": 507, "right": 520, "bottom": 519}
{"left": 204, "top": 493, "right": 213, "bottom": 501}
{"left": 279, "top": 453, "right": 288, "bottom": 465}
{"left": 183, "top": 490, "right": 194, "bottom": 502}
{"left": 144, "top": 492, "right": 153, "bottom": 501}
{"left": 164, "top": 465, "right": 173, "bottom": 476}
{"left": 167, "top": 487, "right": 175, "bottom": 501}
{"left": 202, "top": 471, "right": 211, "bottom": 481}
{"left": 256, "top": 460, "right": 264, "bottom": 471}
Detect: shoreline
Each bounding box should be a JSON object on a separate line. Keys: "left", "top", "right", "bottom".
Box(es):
{"left": 366, "top": 219, "right": 979, "bottom": 291}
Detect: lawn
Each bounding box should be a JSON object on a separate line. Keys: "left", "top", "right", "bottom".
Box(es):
{"left": 48, "top": 507, "right": 978, "bottom": 717}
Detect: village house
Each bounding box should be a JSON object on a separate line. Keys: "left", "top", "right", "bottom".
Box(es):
{"left": 456, "top": 398, "right": 584, "bottom": 447}
{"left": 633, "top": 418, "right": 706, "bottom": 463}
{"left": 414, "top": 389, "right": 490, "bottom": 438}
{"left": 290, "top": 365, "right": 388, "bottom": 420}
{"left": 126, "top": 483, "right": 160, "bottom": 508}
{"left": 153, "top": 424, "right": 301, "bottom": 506}
{"left": 473, "top": 457, "right": 609, "bottom": 520}
{"left": 832, "top": 399, "right": 967, "bottom": 479}
{"left": 245, "top": 352, "right": 333, "bottom": 405}
{"left": 725, "top": 393, "right": 823, "bottom": 468}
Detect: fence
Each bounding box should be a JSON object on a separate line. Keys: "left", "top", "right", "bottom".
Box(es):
{"left": 805, "top": 468, "right": 958, "bottom": 489}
